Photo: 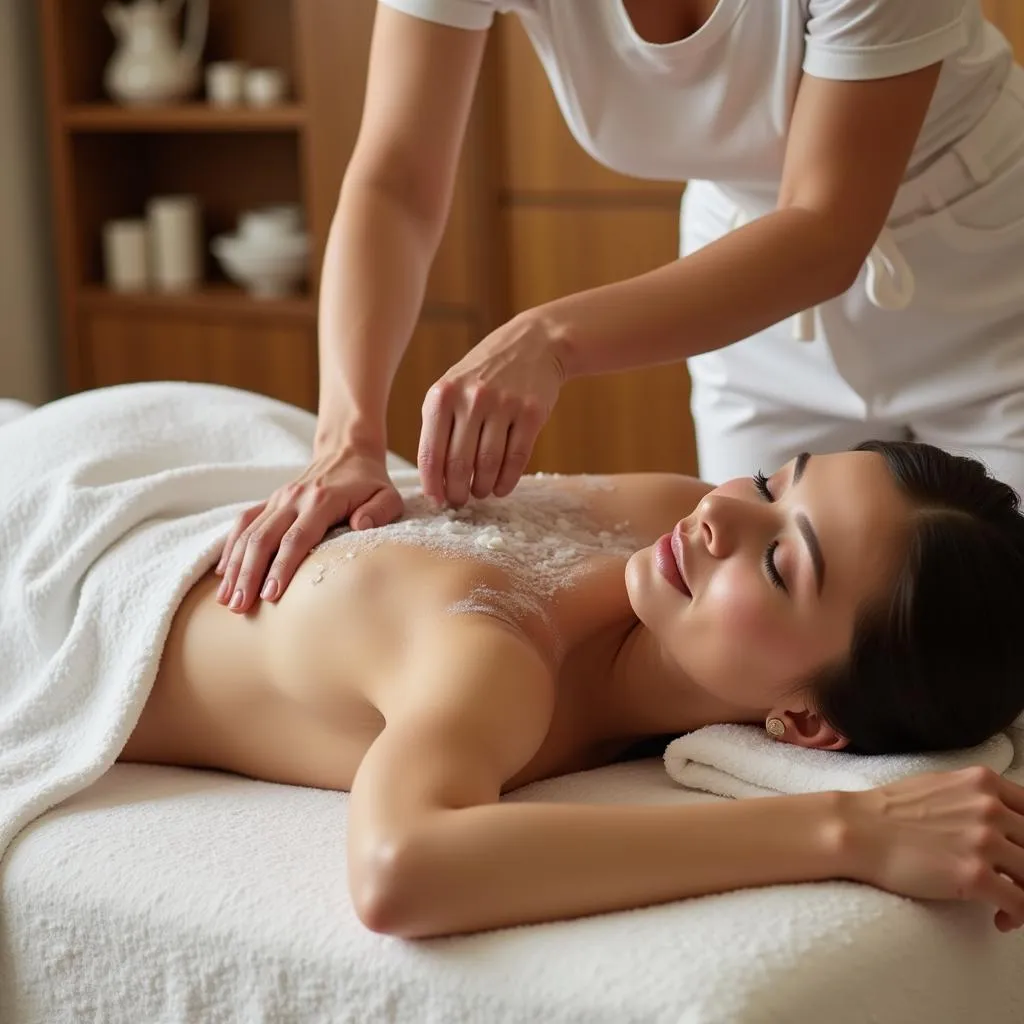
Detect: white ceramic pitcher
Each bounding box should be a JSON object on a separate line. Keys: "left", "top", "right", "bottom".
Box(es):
{"left": 103, "top": 0, "right": 209, "bottom": 105}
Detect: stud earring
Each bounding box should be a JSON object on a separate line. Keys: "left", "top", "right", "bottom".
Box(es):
{"left": 765, "top": 717, "right": 785, "bottom": 738}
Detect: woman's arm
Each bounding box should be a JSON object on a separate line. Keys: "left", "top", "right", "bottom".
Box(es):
{"left": 543, "top": 63, "right": 943, "bottom": 378}
{"left": 349, "top": 622, "right": 1024, "bottom": 939}
{"left": 316, "top": 6, "right": 487, "bottom": 455}
{"left": 356, "top": 768, "right": 845, "bottom": 938}
{"left": 348, "top": 622, "right": 845, "bottom": 938}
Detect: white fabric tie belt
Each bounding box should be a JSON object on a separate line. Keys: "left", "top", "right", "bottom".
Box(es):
{"left": 730, "top": 207, "right": 916, "bottom": 341}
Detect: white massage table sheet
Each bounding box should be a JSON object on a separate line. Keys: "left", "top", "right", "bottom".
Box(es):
{"left": 3, "top": 759, "right": 1022, "bottom": 1024}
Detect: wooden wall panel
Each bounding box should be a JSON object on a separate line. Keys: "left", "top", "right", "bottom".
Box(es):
{"left": 84, "top": 313, "right": 317, "bottom": 409}
{"left": 506, "top": 206, "right": 695, "bottom": 474}
{"left": 982, "top": 1, "right": 1024, "bottom": 57}
{"left": 505, "top": 206, "right": 682, "bottom": 309}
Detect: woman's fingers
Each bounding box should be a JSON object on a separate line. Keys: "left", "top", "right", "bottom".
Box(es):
{"left": 220, "top": 506, "right": 298, "bottom": 613}
{"left": 978, "top": 863, "right": 1024, "bottom": 928}
{"left": 419, "top": 383, "right": 456, "bottom": 505}
{"left": 218, "top": 505, "right": 268, "bottom": 599}
{"left": 430, "top": 386, "right": 487, "bottom": 508}
{"left": 993, "top": 834, "right": 1024, "bottom": 890}
{"left": 997, "top": 775, "right": 1024, "bottom": 818}
{"left": 350, "top": 483, "right": 404, "bottom": 533}
{"left": 471, "top": 414, "right": 511, "bottom": 500}
{"left": 216, "top": 503, "right": 265, "bottom": 576}
{"left": 260, "top": 504, "right": 341, "bottom": 604}
{"left": 444, "top": 408, "right": 485, "bottom": 507}
{"left": 492, "top": 403, "right": 544, "bottom": 498}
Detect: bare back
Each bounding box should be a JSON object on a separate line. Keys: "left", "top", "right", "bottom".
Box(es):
{"left": 120, "top": 473, "right": 711, "bottom": 791}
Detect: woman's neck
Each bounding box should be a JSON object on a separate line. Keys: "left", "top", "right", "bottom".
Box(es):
{"left": 597, "top": 622, "right": 765, "bottom": 742}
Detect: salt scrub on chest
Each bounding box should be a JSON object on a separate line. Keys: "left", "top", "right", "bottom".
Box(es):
{"left": 310, "top": 475, "right": 637, "bottom": 652}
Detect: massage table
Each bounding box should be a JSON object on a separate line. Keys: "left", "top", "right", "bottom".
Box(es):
{"left": 3, "top": 758, "right": 1023, "bottom": 1024}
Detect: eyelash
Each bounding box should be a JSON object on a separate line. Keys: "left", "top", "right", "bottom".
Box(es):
{"left": 752, "top": 470, "right": 788, "bottom": 593}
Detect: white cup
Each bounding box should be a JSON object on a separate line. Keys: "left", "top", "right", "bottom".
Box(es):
{"left": 206, "top": 61, "right": 247, "bottom": 107}
{"left": 102, "top": 219, "right": 149, "bottom": 293}
{"left": 147, "top": 195, "right": 203, "bottom": 293}
{"left": 244, "top": 67, "right": 287, "bottom": 108}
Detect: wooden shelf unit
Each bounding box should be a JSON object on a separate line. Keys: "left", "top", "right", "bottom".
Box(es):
{"left": 39, "top": 0, "right": 320, "bottom": 411}
{"left": 77, "top": 283, "right": 315, "bottom": 321}
{"left": 63, "top": 103, "right": 308, "bottom": 133}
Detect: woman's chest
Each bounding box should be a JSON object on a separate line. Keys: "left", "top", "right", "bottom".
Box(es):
{"left": 516, "top": 0, "right": 807, "bottom": 186}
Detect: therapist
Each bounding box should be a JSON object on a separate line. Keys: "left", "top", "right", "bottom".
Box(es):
{"left": 216, "top": 0, "right": 1024, "bottom": 614}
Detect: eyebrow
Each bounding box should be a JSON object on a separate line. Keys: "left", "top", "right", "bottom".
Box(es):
{"left": 791, "top": 453, "right": 825, "bottom": 594}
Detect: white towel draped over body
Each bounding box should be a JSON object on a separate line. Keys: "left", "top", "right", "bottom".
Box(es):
{"left": 4, "top": 380, "right": 1022, "bottom": 868}
{"left": 0, "top": 382, "right": 332, "bottom": 862}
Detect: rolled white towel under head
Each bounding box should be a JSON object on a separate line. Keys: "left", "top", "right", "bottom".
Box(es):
{"left": 664, "top": 723, "right": 1017, "bottom": 800}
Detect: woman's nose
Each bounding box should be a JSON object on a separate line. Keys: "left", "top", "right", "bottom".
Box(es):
{"left": 696, "top": 492, "right": 764, "bottom": 558}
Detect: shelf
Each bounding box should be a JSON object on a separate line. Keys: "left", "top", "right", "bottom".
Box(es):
{"left": 63, "top": 104, "right": 307, "bottom": 133}
{"left": 78, "top": 284, "right": 316, "bottom": 322}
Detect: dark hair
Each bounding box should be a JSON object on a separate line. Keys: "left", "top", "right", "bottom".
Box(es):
{"left": 805, "top": 440, "right": 1024, "bottom": 754}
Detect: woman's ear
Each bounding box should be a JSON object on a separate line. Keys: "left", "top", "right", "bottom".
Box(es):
{"left": 771, "top": 708, "right": 849, "bottom": 751}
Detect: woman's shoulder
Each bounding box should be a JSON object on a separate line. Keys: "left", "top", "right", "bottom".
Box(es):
{"left": 567, "top": 472, "right": 715, "bottom": 543}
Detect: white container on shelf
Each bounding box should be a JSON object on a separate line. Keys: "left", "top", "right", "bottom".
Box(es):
{"left": 211, "top": 202, "right": 308, "bottom": 298}
{"left": 147, "top": 195, "right": 203, "bottom": 293}
{"left": 206, "top": 61, "right": 247, "bottom": 107}
{"left": 238, "top": 203, "right": 304, "bottom": 242}
{"left": 211, "top": 232, "right": 309, "bottom": 299}
{"left": 102, "top": 218, "right": 150, "bottom": 293}
{"left": 243, "top": 67, "right": 288, "bottom": 107}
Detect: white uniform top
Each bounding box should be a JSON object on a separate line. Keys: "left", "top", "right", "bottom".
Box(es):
{"left": 380, "top": 0, "right": 1013, "bottom": 198}
{"left": 380, "top": 0, "right": 1024, "bottom": 490}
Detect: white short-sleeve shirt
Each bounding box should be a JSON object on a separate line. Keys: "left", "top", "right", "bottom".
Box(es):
{"left": 379, "top": 0, "right": 1015, "bottom": 205}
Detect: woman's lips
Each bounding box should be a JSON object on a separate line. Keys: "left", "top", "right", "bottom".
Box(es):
{"left": 655, "top": 532, "right": 692, "bottom": 597}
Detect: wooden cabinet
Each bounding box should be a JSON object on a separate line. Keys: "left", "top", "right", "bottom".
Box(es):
{"left": 39, "top": 2, "right": 1024, "bottom": 475}
{"left": 39, "top": 1, "right": 320, "bottom": 408}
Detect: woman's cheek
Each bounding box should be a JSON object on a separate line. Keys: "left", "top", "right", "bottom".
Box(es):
{"left": 701, "top": 566, "right": 771, "bottom": 636}
{"left": 700, "top": 571, "right": 796, "bottom": 661}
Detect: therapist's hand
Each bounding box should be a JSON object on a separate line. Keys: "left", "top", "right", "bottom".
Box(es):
{"left": 215, "top": 447, "right": 403, "bottom": 614}
{"left": 418, "top": 311, "right": 566, "bottom": 506}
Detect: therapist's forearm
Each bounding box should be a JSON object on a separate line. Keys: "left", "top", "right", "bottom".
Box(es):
{"left": 315, "top": 177, "right": 440, "bottom": 455}
{"left": 545, "top": 206, "right": 862, "bottom": 380}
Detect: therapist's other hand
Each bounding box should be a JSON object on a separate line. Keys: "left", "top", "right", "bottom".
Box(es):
{"left": 418, "top": 311, "right": 566, "bottom": 506}
{"left": 848, "top": 766, "right": 1024, "bottom": 932}
{"left": 215, "top": 447, "right": 403, "bottom": 614}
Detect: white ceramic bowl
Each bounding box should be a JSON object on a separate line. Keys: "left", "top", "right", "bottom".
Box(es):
{"left": 238, "top": 204, "right": 304, "bottom": 243}
{"left": 211, "top": 232, "right": 309, "bottom": 298}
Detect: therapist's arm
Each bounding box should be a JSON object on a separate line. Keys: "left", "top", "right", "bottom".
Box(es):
{"left": 543, "top": 64, "right": 942, "bottom": 380}
{"left": 316, "top": 7, "right": 486, "bottom": 454}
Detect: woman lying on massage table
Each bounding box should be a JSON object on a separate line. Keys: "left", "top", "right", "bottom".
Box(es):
{"left": 119, "top": 439, "right": 1024, "bottom": 938}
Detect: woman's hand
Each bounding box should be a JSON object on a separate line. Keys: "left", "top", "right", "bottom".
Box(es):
{"left": 847, "top": 766, "right": 1024, "bottom": 932}
{"left": 417, "top": 310, "right": 566, "bottom": 508}
{"left": 215, "top": 446, "right": 403, "bottom": 614}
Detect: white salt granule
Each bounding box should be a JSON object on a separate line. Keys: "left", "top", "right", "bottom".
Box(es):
{"left": 309, "top": 474, "right": 637, "bottom": 652}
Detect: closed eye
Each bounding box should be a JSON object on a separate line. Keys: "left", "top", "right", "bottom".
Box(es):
{"left": 752, "top": 470, "right": 788, "bottom": 593}
{"left": 753, "top": 470, "right": 773, "bottom": 502}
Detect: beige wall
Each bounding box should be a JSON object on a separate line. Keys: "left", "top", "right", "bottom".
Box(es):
{"left": 0, "top": 1, "right": 58, "bottom": 403}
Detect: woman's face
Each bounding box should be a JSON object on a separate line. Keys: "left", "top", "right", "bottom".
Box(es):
{"left": 625, "top": 450, "right": 912, "bottom": 719}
